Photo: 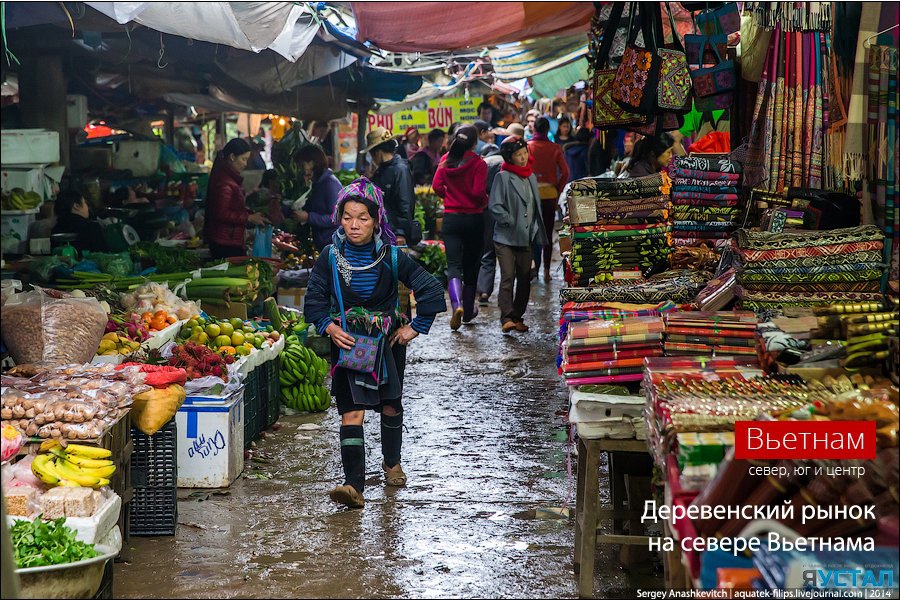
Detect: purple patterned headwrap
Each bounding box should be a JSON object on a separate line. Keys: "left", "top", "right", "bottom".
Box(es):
{"left": 331, "top": 176, "right": 397, "bottom": 245}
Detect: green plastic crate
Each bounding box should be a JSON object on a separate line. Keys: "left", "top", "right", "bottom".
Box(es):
{"left": 242, "top": 369, "right": 264, "bottom": 449}
{"left": 265, "top": 358, "right": 281, "bottom": 428}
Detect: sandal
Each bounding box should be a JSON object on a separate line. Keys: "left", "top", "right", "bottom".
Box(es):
{"left": 383, "top": 462, "right": 407, "bottom": 487}
{"left": 329, "top": 484, "right": 365, "bottom": 508}
{"left": 478, "top": 293, "right": 490, "bottom": 306}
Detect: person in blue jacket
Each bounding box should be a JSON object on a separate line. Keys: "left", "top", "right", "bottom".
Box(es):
{"left": 293, "top": 145, "right": 343, "bottom": 251}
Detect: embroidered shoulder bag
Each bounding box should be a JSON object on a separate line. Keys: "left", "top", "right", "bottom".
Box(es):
{"left": 656, "top": 2, "right": 692, "bottom": 112}
{"left": 611, "top": 2, "right": 663, "bottom": 116}
{"left": 591, "top": 2, "right": 647, "bottom": 128}
{"left": 329, "top": 245, "right": 399, "bottom": 382}
{"left": 688, "top": 37, "right": 735, "bottom": 111}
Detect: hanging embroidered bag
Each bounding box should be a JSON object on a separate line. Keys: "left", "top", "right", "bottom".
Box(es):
{"left": 329, "top": 246, "right": 399, "bottom": 382}
{"left": 656, "top": 2, "right": 692, "bottom": 112}
{"left": 696, "top": 3, "right": 740, "bottom": 35}
{"left": 592, "top": 3, "right": 647, "bottom": 128}
{"left": 688, "top": 37, "right": 735, "bottom": 111}
{"left": 611, "top": 3, "right": 663, "bottom": 116}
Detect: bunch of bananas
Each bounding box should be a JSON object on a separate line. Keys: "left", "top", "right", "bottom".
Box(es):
{"left": 2, "top": 188, "right": 42, "bottom": 210}
{"left": 31, "top": 442, "right": 115, "bottom": 488}
{"left": 279, "top": 335, "right": 330, "bottom": 412}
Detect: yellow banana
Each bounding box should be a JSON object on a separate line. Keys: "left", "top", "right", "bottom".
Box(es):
{"left": 40, "top": 439, "right": 63, "bottom": 453}
{"left": 53, "top": 458, "right": 101, "bottom": 487}
{"left": 61, "top": 479, "right": 81, "bottom": 487}
{"left": 64, "top": 444, "right": 112, "bottom": 459}
{"left": 75, "top": 464, "right": 116, "bottom": 479}
{"left": 31, "top": 454, "right": 60, "bottom": 485}
{"left": 95, "top": 478, "right": 110, "bottom": 488}
{"left": 62, "top": 453, "right": 114, "bottom": 469}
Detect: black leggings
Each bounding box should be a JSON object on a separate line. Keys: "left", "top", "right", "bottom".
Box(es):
{"left": 442, "top": 212, "right": 484, "bottom": 285}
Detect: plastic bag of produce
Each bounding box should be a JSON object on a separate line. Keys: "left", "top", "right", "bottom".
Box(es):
{"left": 1, "top": 423, "right": 26, "bottom": 461}
{"left": 1, "top": 289, "right": 108, "bottom": 366}
{"left": 129, "top": 384, "right": 186, "bottom": 435}
{"left": 116, "top": 363, "right": 187, "bottom": 388}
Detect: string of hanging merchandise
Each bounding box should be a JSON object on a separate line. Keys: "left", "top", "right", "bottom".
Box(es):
{"left": 157, "top": 32, "right": 167, "bottom": 68}
{"left": 743, "top": 1, "right": 832, "bottom": 32}
{"left": 1, "top": 2, "right": 20, "bottom": 65}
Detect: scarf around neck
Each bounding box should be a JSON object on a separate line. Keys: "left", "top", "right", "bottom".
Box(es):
{"left": 502, "top": 161, "right": 534, "bottom": 179}
{"left": 531, "top": 132, "right": 550, "bottom": 142}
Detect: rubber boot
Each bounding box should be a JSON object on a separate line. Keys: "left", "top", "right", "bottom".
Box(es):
{"left": 448, "top": 278, "right": 463, "bottom": 330}
{"left": 462, "top": 284, "right": 479, "bottom": 323}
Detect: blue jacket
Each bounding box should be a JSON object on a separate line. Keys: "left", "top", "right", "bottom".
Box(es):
{"left": 305, "top": 169, "right": 343, "bottom": 250}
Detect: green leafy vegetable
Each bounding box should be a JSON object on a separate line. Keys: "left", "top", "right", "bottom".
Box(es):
{"left": 11, "top": 517, "right": 98, "bottom": 568}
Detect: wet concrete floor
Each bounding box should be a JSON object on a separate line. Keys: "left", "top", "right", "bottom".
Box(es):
{"left": 115, "top": 267, "right": 662, "bottom": 598}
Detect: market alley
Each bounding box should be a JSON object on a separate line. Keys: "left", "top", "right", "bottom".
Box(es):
{"left": 114, "top": 274, "right": 655, "bottom": 599}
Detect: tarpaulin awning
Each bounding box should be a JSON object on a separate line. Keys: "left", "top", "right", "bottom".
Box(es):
{"left": 531, "top": 58, "right": 589, "bottom": 98}
{"left": 218, "top": 42, "right": 358, "bottom": 96}
{"left": 163, "top": 84, "right": 349, "bottom": 122}
{"left": 351, "top": 2, "right": 593, "bottom": 52}
{"left": 86, "top": 2, "right": 320, "bottom": 61}
{"left": 489, "top": 34, "right": 587, "bottom": 81}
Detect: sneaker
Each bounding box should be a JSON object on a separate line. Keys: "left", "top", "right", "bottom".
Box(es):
{"left": 478, "top": 293, "right": 490, "bottom": 306}
{"left": 501, "top": 321, "right": 517, "bottom": 333}
{"left": 514, "top": 322, "right": 530, "bottom": 333}
{"left": 383, "top": 462, "right": 407, "bottom": 487}
{"left": 329, "top": 484, "right": 364, "bottom": 509}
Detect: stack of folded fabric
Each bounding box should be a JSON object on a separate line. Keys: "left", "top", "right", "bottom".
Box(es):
{"left": 663, "top": 311, "right": 759, "bottom": 359}
{"left": 564, "top": 173, "right": 672, "bottom": 285}
{"left": 669, "top": 156, "right": 743, "bottom": 249}
{"left": 562, "top": 315, "right": 665, "bottom": 386}
{"left": 734, "top": 225, "right": 887, "bottom": 313}
{"left": 558, "top": 301, "right": 680, "bottom": 387}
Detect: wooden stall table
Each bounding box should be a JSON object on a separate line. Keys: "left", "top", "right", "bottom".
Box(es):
{"left": 573, "top": 436, "right": 658, "bottom": 598}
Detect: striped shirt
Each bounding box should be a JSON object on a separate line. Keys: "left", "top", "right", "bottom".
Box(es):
{"left": 316, "top": 241, "right": 435, "bottom": 335}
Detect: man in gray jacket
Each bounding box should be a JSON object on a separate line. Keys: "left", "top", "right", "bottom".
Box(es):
{"left": 488, "top": 136, "right": 548, "bottom": 333}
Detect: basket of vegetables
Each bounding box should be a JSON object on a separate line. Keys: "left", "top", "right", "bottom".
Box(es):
{"left": 12, "top": 518, "right": 120, "bottom": 599}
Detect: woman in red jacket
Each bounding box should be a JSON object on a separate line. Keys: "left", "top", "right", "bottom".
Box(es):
{"left": 432, "top": 125, "right": 488, "bottom": 330}
{"left": 204, "top": 138, "right": 268, "bottom": 259}
{"left": 527, "top": 116, "right": 569, "bottom": 281}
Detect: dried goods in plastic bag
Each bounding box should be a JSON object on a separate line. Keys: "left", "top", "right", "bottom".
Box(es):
{"left": 1, "top": 289, "right": 108, "bottom": 366}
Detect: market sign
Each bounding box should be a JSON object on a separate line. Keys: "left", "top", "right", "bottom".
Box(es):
{"left": 368, "top": 97, "right": 478, "bottom": 133}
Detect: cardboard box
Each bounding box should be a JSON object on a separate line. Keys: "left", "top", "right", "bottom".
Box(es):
{"left": 201, "top": 299, "right": 248, "bottom": 321}
{"left": 277, "top": 287, "right": 306, "bottom": 311}
{"left": 111, "top": 141, "right": 160, "bottom": 177}
{"left": 1, "top": 167, "right": 45, "bottom": 199}
{"left": 1, "top": 209, "right": 39, "bottom": 254}
{"left": 1, "top": 129, "right": 60, "bottom": 165}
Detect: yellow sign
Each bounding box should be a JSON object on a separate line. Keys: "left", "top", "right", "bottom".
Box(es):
{"left": 368, "top": 97, "right": 478, "bottom": 134}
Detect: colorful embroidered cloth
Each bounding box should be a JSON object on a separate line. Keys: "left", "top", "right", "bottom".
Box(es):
{"left": 673, "top": 156, "right": 744, "bottom": 174}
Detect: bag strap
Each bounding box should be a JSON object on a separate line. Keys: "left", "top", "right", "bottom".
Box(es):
{"left": 625, "top": 1, "right": 641, "bottom": 46}
{"left": 391, "top": 245, "right": 400, "bottom": 315}
{"left": 663, "top": 2, "right": 685, "bottom": 51}
{"left": 595, "top": 2, "right": 626, "bottom": 68}
{"left": 329, "top": 248, "right": 348, "bottom": 331}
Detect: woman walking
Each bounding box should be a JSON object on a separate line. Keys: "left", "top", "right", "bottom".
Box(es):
{"left": 204, "top": 138, "right": 268, "bottom": 259}
{"left": 528, "top": 117, "right": 569, "bottom": 281}
{"left": 489, "top": 136, "right": 548, "bottom": 333}
{"left": 304, "top": 178, "right": 446, "bottom": 509}
{"left": 554, "top": 116, "right": 573, "bottom": 146}
{"left": 431, "top": 125, "right": 488, "bottom": 330}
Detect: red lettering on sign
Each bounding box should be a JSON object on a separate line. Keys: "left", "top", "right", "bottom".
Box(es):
{"left": 368, "top": 114, "right": 393, "bottom": 131}
{"left": 428, "top": 107, "right": 452, "bottom": 129}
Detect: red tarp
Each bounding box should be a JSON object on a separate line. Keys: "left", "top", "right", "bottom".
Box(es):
{"left": 351, "top": 2, "right": 594, "bottom": 52}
